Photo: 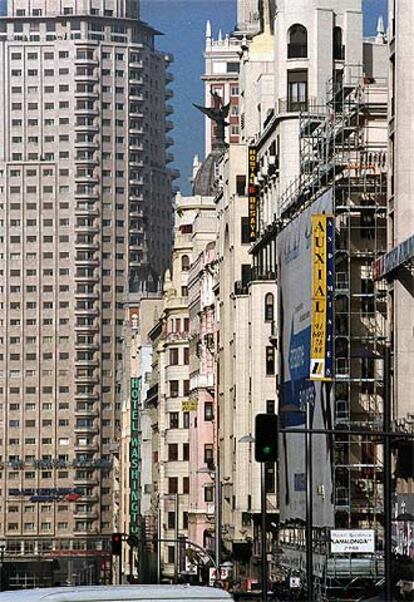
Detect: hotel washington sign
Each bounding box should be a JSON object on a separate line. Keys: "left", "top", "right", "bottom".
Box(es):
{"left": 130, "top": 377, "right": 142, "bottom": 535}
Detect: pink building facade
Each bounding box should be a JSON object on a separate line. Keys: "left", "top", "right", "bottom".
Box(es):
{"left": 188, "top": 243, "right": 218, "bottom": 557}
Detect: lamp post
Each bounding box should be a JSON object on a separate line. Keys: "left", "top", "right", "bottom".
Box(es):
{"left": 197, "top": 465, "right": 221, "bottom": 576}
{"left": 0, "top": 543, "right": 5, "bottom": 592}
{"left": 239, "top": 433, "right": 269, "bottom": 602}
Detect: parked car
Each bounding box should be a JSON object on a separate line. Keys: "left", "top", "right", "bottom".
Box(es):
{"left": 0, "top": 584, "right": 233, "bottom": 601}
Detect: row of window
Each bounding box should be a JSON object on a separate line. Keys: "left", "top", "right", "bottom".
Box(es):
{"left": 169, "top": 402, "right": 214, "bottom": 427}
{"left": 287, "top": 24, "right": 344, "bottom": 61}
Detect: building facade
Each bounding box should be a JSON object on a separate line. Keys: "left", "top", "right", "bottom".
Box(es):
{"left": 203, "top": 22, "right": 241, "bottom": 155}
{"left": 0, "top": 0, "right": 174, "bottom": 587}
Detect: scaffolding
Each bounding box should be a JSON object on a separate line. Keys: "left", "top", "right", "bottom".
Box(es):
{"left": 278, "top": 66, "right": 389, "bottom": 600}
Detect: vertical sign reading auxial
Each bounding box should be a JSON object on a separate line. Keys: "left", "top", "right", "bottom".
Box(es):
{"left": 248, "top": 146, "right": 257, "bottom": 242}
{"left": 310, "top": 215, "right": 334, "bottom": 380}
{"left": 130, "top": 377, "right": 142, "bottom": 535}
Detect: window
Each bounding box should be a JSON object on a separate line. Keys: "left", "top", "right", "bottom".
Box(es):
{"left": 204, "top": 486, "right": 214, "bottom": 502}
{"left": 183, "top": 443, "right": 189, "bottom": 461}
{"left": 287, "top": 69, "right": 308, "bottom": 112}
{"left": 266, "top": 346, "right": 275, "bottom": 376}
{"left": 168, "top": 477, "right": 178, "bottom": 494}
{"left": 333, "top": 26, "right": 345, "bottom": 61}
{"left": 204, "top": 402, "right": 214, "bottom": 421}
{"left": 169, "top": 412, "right": 179, "bottom": 429}
{"left": 169, "top": 380, "right": 179, "bottom": 398}
{"left": 265, "top": 293, "right": 274, "bottom": 321}
{"left": 183, "top": 348, "right": 189, "bottom": 365}
{"left": 241, "top": 217, "right": 250, "bottom": 244}
{"left": 181, "top": 255, "right": 190, "bottom": 271}
{"left": 183, "top": 412, "right": 190, "bottom": 429}
{"left": 183, "top": 477, "right": 190, "bottom": 494}
{"left": 204, "top": 444, "right": 214, "bottom": 465}
{"left": 288, "top": 24, "right": 308, "bottom": 58}
{"left": 183, "top": 380, "right": 190, "bottom": 397}
{"left": 168, "top": 546, "right": 175, "bottom": 564}
{"left": 169, "top": 348, "right": 179, "bottom": 366}
{"left": 167, "top": 512, "right": 175, "bottom": 530}
{"left": 266, "top": 400, "right": 276, "bottom": 414}
{"left": 168, "top": 443, "right": 178, "bottom": 461}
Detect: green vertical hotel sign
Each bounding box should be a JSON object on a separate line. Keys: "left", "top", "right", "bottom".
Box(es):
{"left": 130, "top": 377, "right": 141, "bottom": 535}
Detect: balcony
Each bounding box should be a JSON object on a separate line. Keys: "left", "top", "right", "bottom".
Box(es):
{"left": 73, "top": 511, "right": 99, "bottom": 520}
{"left": 74, "top": 407, "right": 99, "bottom": 418}
{"left": 74, "top": 424, "right": 99, "bottom": 435}
{"left": 74, "top": 441, "right": 99, "bottom": 453}
{"left": 75, "top": 71, "right": 99, "bottom": 83}
{"left": 74, "top": 355, "right": 99, "bottom": 365}
{"left": 73, "top": 476, "right": 99, "bottom": 487}
{"left": 75, "top": 89, "right": 99, "bottom": 100}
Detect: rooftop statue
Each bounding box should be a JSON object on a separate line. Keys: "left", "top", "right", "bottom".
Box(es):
{"left": 193, "top": 89, "right": 230, "bottom": 149}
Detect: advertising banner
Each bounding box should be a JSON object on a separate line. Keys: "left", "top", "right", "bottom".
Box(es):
{"left": 310, "top": 214, "right": 334, "bottom": 380}
{"left": 248, "top": 146, "right": 257, "bottom": 242}
{"left": 278, "top": 190, "right": 335, "bottom": 527}
{"left": 130, "top": 376, "right": 142, "bottom": 535}
{"left": 330, "top": 530, "right": 375, "bottom": 554}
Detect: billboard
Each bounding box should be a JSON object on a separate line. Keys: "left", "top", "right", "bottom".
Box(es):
{"left": 278, "top": 190, "right": 335, "bottom": 527}
{"left": 310, "top": 214, "right": 334, "bottom": 380}
{"left": 330, "top": 530, "right": 375, "bottom": 554}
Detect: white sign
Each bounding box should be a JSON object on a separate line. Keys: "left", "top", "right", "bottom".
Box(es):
{"left": 209, "top": 568, "right": 217, "bottom": 587}
{"left": 289, "top": 577, "right": 301, "bottom": 589}
{"left": 330, "top": 529, "right": 375, "bottom": 554}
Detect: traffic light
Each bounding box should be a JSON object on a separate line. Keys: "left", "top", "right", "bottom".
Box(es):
{"left": 111, "top": 532, "right": 122, "bottom": 556}
{"left": 254, "top": 413, "right": 278, "bottom": 462}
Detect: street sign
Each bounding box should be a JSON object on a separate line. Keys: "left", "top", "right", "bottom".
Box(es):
{"left": 330, "top": 529, "right": 375, "bottom": 553}
{"left": 209, "top": 567, "right": 218, "bottom": 586}
{"left": 289, "top": 577, "right": 301, "bottom": 589}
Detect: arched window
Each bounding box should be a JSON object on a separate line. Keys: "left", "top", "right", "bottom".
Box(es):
{"left": 265, "top": 292, "right": 274, "bottom": 322}
{"left": 333, "top": 26, "right": 344, "bottom": 60}
{"left": 181, "top": 254, "right": 190, "bottom": 272}
{"left": 288, "top": 24, "right": 308, "bottom": 58}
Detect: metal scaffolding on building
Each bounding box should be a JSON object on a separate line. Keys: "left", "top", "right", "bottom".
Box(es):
{"left": 276, "top": 66, "right": 389, "bottom": 600}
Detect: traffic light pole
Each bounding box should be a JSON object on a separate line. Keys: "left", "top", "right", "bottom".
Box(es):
{"left": 305, "top": 400, "right": 314, "bottom": 602}
{"left": 118, "top": 550, "right": 122, "bottom": 585}
{"left": 261, "top": 462, "right": 268, "bottom": 602}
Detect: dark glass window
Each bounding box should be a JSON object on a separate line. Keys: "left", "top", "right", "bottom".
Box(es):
{"left": 204, "top": 402, "right": 214, "bottom": 421}
{"left": 168, "top": 477, "right": 178, "bottom": 494}
{"left": 287, "top": 70, "right": 308, "bottom": 112}
{"left": 168, "top": 444, "right": 178, "bottom": 461}
{"left": 169, "top": 412, "right": 179, "bottom": 429}
{"left": 288, "top": 24, "right": 308, "bottom": 58}
{"left": 266, "top": 346, "right": 275, "bottom": 376}
{"left": 265, "top": 293, "right": 274, "bottom": 321}
{"left": 333, "top": 27, "right": 345, "bottom": 60}
{"left": 241, "top": 217, "right": 250, "bottom": 244}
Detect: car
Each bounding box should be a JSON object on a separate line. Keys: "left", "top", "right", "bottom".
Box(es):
{"left": 0, "top": 584, "right": 233, "bottom": 601}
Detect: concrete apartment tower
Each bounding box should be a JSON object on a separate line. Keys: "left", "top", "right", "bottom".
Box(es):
{"left": 0, "top": 0, "right": 174, "bottom": 587}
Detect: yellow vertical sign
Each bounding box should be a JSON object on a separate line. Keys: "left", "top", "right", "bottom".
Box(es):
{"left": 310, "top": 215, "right": 328, "bottom": 380}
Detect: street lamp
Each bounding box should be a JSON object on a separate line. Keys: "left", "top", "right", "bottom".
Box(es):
{"left": 239, "top": 433, "right": 270, "bottom": 602}
{"left": 197, "top": 465, "right": 221, "bottom": 574}
{"left": 0, "top": 543, "right": 6, "bottom": 592}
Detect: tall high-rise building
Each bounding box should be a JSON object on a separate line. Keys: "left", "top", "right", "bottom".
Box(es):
{"left": 0, "top": 0, "right": 174, "bottom": 586}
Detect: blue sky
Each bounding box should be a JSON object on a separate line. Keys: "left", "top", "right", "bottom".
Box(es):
{"left": 141, "top": 0, "right": 388, "bottom": 194}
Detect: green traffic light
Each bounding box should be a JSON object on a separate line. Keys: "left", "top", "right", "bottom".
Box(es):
{"left": 263, "top": 446, "right": 272, "bottom": 455}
